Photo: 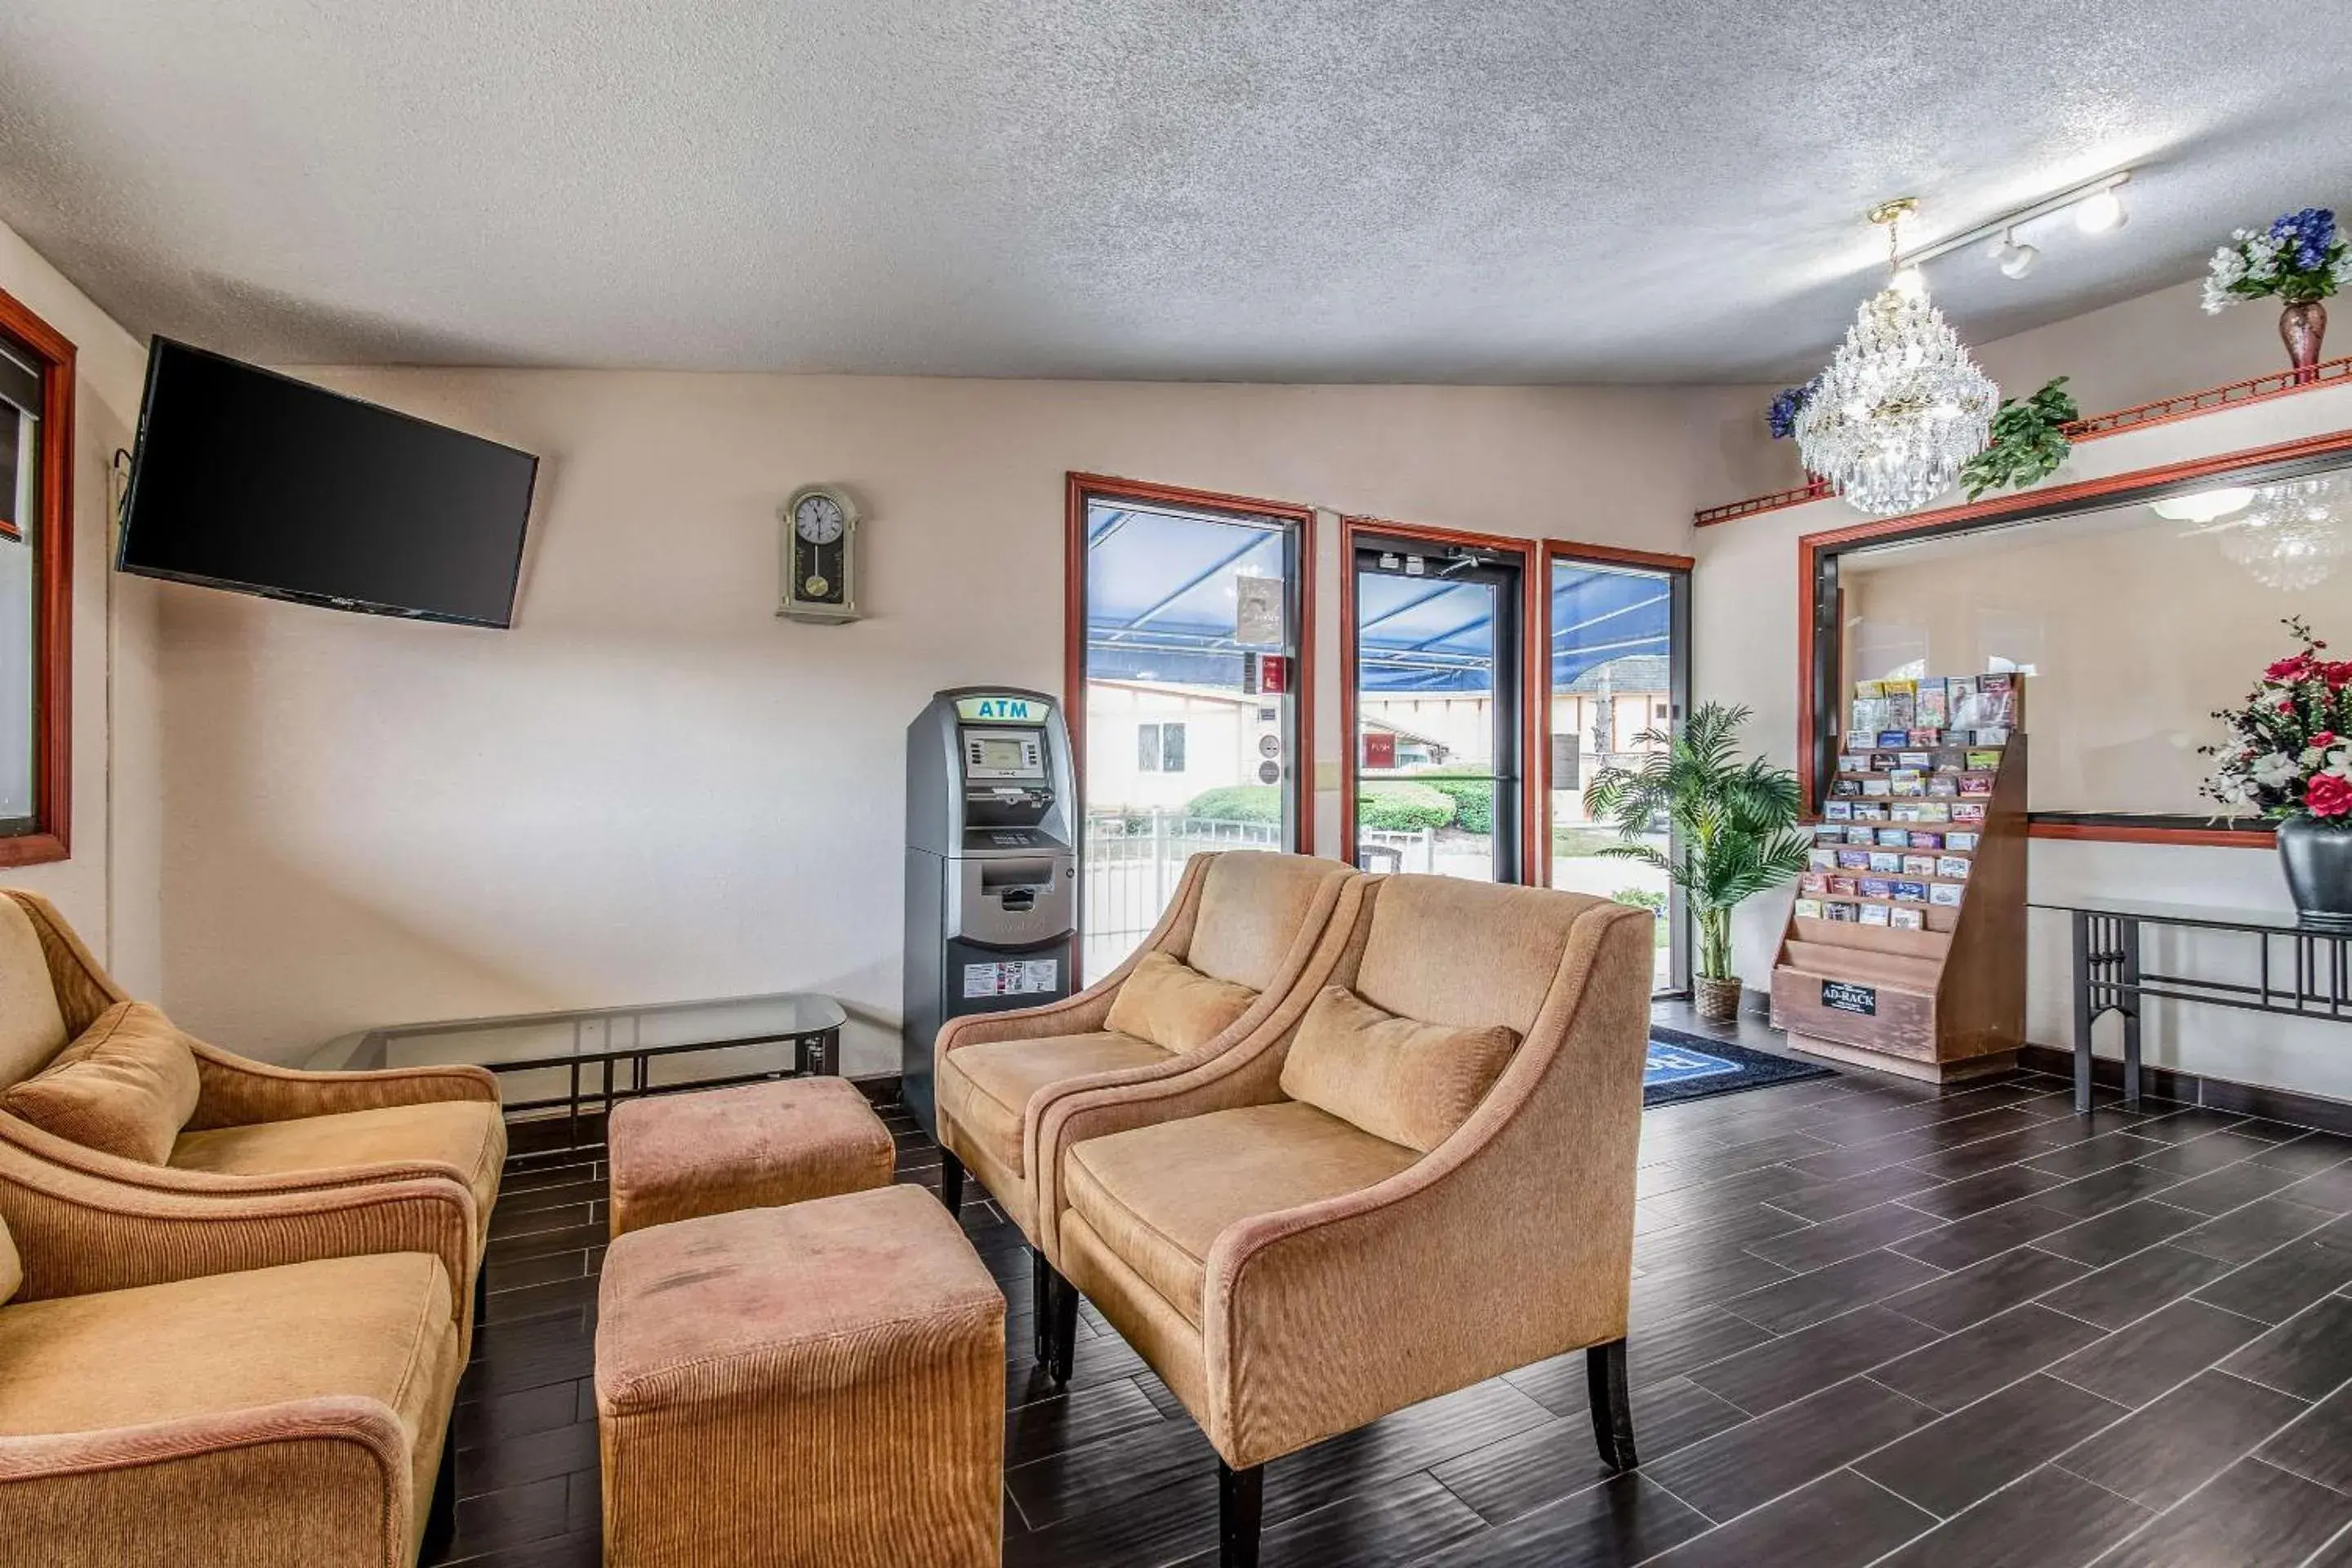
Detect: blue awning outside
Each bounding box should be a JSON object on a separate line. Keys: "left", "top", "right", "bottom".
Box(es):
{"left": 1081, "top": 501, "right": 1671, "bottom": 694}
{"left": 1551, "top": 564, "right": 1671, "bottom": 691}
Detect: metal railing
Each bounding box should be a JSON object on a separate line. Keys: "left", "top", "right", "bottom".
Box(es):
{"left": 1081, "top": 808, "right": 1281, "bottom": 980}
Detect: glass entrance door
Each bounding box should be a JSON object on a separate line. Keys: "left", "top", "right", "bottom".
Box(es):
{"left": 1352, "top": 540, "right": 1524, "bottom": 883}
{"left": 1546, "top": 555, "right": 1690, "bottom": 991}
{"left": 1076, "top": 487, "right": 1307, "bottom": 981}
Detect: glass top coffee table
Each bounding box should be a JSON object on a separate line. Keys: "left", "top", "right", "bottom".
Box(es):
{"left": 308, "top": 991, "right": 849, "bottom": 1146}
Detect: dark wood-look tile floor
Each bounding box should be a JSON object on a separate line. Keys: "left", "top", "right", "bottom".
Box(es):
{"left": 427, "top": 1030, "right": 2352, "bottom": 1568}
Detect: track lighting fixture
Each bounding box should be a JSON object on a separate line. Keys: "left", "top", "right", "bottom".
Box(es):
{"left": 1895, "top": 171, "right": 2132, "bottom": 284}
{"left": 1989, "top": 229, "right": 2040, "bottom": 278}
{"left": 2075, "top": 188, "right": 2128, "bottom": 234}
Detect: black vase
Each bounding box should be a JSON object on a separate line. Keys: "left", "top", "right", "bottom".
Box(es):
{"left": 2278, "top": 813, "right": 2352, "bottom": 929}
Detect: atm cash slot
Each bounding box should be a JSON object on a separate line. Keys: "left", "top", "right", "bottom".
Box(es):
{"left": 951, "top": 853, "right": 1075, "bottom": 946}
{"left": 980, "top": 858, "right": 1055, "bottom": 913}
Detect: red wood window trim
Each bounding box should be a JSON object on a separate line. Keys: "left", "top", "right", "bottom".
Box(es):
{"left": 1537, "top": 540, "right": 1694, "bottom": 884}
{"left": 1063, "top": 474, "right": 1318, "bottom": 855}
{"left": 1338, "top": 517, "right": 1542, "bottom": 879}
{"left": 0, "top": 286, "right": 74, "bottom": 867}
{"left": 1794, "top": 424, "right": 2352, "bottom": 843}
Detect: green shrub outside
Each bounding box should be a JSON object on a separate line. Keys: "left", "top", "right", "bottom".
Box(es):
{"left": 1358, "top": 781, "right": 1455, "bottom": 831}
{"left": 1184, "top": 785, "right": 1284, "bottom": 823}
{"left": 1415, "top": 776, "right": 1494, "bottom": 834}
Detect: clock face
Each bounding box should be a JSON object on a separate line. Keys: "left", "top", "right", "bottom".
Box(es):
{"left": 795, "top": 493, "right": 847, "bottom": 545}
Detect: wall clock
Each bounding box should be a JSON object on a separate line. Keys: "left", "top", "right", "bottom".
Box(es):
{"left": 778, "top": 483, "right": 862, "bottom": 624}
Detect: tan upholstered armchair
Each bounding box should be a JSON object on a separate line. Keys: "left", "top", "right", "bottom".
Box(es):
{"left": 1046, "top": 876, "right": 1655, "bottom": 1568}
{"left": 929, "top": 850, "right": 1358, "bottom": 1361}
{"left": 0, "top": 889, "right": 505, "bottom": 1325}
{"left": 0, "top": 1152, "right": 472, "bottom": 1566}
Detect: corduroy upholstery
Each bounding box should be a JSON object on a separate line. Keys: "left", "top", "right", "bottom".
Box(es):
{"left": 1063, "top": 1100, "right": 1418, "bottom": 1330}
{"left": 604, "top": 1076, "right": 895, "bottom": 1238}
{"left": 934, "top": 1031, "right": 1166, "bottom": 1176}
{"left": 596, "top": 1184, "right": 1004, "bottom": 1567}
{"left": 0, "top": 889, "right": 506, "bottom": 1285}
{"left": 932, "top": 851, "right": 1357, "bottom": 1264}
{"left": 0, "top": 1197, "right": 466, "bottom": 1566}
{"left": 1050, "top": 875, "right": 1655, "bottom": 1472}
{"left": 170, "top": 1102, "right": 505, "bottom": 1236}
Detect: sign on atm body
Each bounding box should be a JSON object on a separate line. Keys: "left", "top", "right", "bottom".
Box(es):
{"left": 954, "top": 695, "right": 1045, "bottom": 724}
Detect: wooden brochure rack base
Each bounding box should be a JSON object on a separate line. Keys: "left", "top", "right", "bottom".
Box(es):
{"left": 1771, "top": 728, "right": 2029, "bottom": 1084}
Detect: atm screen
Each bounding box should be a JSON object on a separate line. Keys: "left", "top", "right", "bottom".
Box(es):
{"left": 973, "top": 737, "right": 1027, "bottom": 771}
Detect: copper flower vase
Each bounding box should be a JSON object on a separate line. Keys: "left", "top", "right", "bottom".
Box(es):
{"left": 2281, "top": 300, "right": 2328, "bottom": 381}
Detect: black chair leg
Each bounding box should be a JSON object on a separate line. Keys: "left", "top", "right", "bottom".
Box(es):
{"left": 421, "top": 1422, "right": 459, "bottom": 1562}
{"left": 1031, "top": 1248, "right": 1054, "bottom": 1364}
{"left": 471, "top": 1263, "right": 488, "bottom": 1330}
{"left": 1218, "top": 1460, "right": 1263, "bottom": 1568}
{"left": 939, "top": 1148, "right": 965, "bottom": 1214}
{"left": 1047, "top": 1265, "right": 1080, "bottom": 1383}
{"left": 1586, "top": 1337, "right": 1637, "bottom": 1471}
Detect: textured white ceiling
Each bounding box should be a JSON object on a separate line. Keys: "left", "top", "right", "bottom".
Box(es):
{"left": 1, "top": 1, "right": 2346, "bottom": 381}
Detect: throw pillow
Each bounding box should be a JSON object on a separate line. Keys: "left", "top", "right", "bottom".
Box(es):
{"left": 2, "top": 1000, "right": 203, "bottom": 1165}
{"left": 1279, "top": 985, "right": 1518, "bottom": 1153}
{"left": 1104, "top": 951, "right": 1258, "bottom": 1054}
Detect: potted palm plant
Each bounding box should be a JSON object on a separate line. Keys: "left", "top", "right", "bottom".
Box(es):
{"left": 1585, "top": 702, "right": 1813, "bottom": 1023}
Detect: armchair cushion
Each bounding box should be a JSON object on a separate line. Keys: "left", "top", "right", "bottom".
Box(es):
{"left": 0, "top": 1250, "right": 457, "bottom": 1439}
{"left": 1062, "top": 1101, "right": 1417, "bottom": 1329}
{"left": 937, "top": 1031, "right": 1167, "bottom": 1175}
{"left": 1277, "top": 987, "right": 1517, "bottom": 1153}
{"left": 1102, "top": 952, "right": 1257, "bottom": 1054}
{"left": 0, "top": 1250, "right": 459, "bottom": 1549}
{"left": 169, "top": 1101, "right": 505, "bottom": 1231}
{"left": 2, "top": 1004, "right": 201, "bottom": 1165}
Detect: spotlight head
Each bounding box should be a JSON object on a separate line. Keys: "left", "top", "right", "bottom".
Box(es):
{"left": 2076, "top": 189, "right": 2127, "bottom": 234}
{"left": 1996, "top": 235, "right": 2040, "bottom": 279}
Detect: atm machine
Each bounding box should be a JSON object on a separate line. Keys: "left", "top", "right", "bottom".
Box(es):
{"left": 902, "top": 687, "right": 1078, "bottom": 1138}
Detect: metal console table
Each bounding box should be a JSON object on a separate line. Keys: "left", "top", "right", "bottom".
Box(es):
{"left": 2034, "top": 896, "right": 2351, "bottom": 1113}
{"left": 309, "top": 991, "right": 849, "bottom": 1147}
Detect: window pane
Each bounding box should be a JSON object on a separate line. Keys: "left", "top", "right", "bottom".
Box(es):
{"left": 1083, "top": 499, "right": 1299, "bottom": 981}
{"left": 1550, "top": 561, "right": 1674, "bottom": 988}
{"left": 0, "top": 389, "right": 38, "bottom": 823}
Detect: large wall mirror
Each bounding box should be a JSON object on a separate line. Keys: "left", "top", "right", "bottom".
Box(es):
{"left": 1802, "top": 430, "right": 2352, "bottom": 839}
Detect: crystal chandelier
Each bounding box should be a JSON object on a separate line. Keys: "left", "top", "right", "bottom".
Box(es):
{"left": 2220, "top": 478, "right": 2347, "bottom": 590}
{"left": 1797, "top": 199, "right": 2000, "bottom": 516}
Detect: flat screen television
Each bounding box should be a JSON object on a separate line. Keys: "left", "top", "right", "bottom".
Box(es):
{"left": 118, "top": 339, "right": 538, "bottom": 627}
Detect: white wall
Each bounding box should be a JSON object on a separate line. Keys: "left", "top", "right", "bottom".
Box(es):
{"left": 153, "top": 372, "right": 1737, "bottom": 1068}
{"left": 1696, "top": 317, "right": 2352, "bottom": 1104}
{"left": 0, "top": 219, "right": 156, "bottom": 991}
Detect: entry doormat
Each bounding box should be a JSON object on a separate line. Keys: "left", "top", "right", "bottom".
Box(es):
{"left": 1643, "top": 1024, "right": 1834, "bottom": 1107}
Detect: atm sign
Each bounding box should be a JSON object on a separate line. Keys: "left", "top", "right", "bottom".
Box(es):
{"left": 955, "top": 696, "right": 1045, "bottom": 723}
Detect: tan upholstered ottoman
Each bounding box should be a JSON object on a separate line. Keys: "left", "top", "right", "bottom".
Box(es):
{"left": 596, "top": 1183, "right": 1006, "bottom": 1568}
{"left": 606, "top": 1076, "right": 895, "bottom": 1237}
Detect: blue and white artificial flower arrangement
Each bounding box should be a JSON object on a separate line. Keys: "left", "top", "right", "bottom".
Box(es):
{"left": 1764, "top": 380, "right": 1816, "bottom": 440}
{"left": 2203, "top": 207, "right": 2352, "bottom": 314}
